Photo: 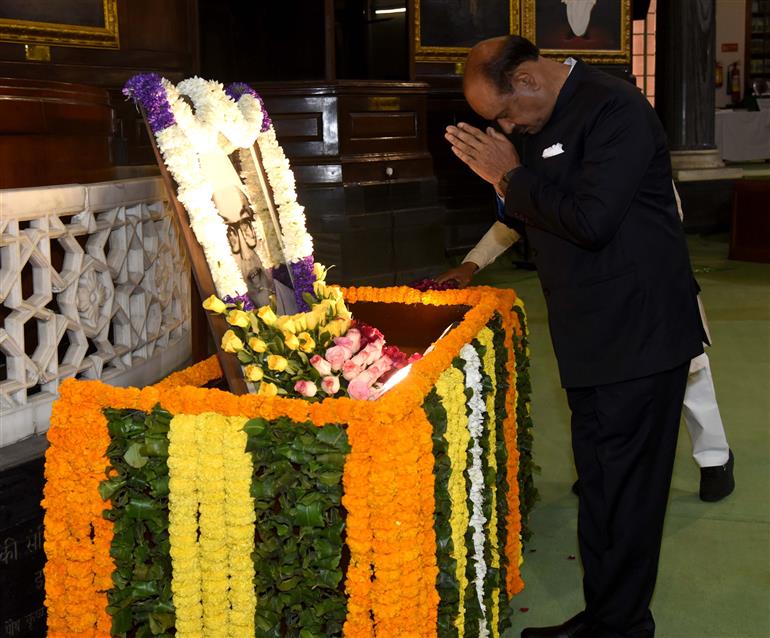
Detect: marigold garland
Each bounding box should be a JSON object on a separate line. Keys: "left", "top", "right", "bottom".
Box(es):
{"left": 168, "top": 415, "right": 205, "bottom": 637}
{"left": 42, "top": 285, "right": 526, "bottom": 636}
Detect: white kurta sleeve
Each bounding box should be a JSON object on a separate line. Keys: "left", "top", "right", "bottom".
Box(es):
{"left": 462, "top": 221, "right": 520, "bottom": 271}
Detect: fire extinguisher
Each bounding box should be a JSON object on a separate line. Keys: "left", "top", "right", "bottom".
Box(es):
{"left": 728, "top": 62, "right": 741, "bottom": 104}
{"left": 715, "top": 61, "right": 723, "bottom": 88}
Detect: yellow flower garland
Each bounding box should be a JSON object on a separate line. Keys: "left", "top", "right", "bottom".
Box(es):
{"left": 477, "top": 327, "right": 501, "bottom": 635}
{"left": 168, "top": 415, "right": 205, "bottom": 638}
{"left": 168, "top": 414, "right": 256, "bottom": 638}
{"left": 435, "top": 366, "right": 471, "bottom": 637}
{"left": 221, "top": 416, "right": 257, "bottom": 636}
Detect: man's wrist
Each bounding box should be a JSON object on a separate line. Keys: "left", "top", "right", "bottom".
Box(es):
{"left": 496, "top": 167, "right": 519, "bottom": 197}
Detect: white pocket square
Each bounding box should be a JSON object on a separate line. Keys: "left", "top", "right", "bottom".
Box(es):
{"left": 542, "top": 143, "right": 564, "bottom": 158}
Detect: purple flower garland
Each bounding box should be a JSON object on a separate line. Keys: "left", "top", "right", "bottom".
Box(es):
{"left": 122, "top": 74, "right": 175, "bottom": 134}
{"left": 224, "top": 82, "right": 272, "bottom": 132}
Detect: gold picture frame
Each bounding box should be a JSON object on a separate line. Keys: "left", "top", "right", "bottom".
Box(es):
{"left": 414, "top": 0, "right": 521, "bottom": 64}
{"left": 0, "top": 0, "right": 119, "bottom": 49}
{"left": 521, "top": 0, "right": 631, "bottom": 64}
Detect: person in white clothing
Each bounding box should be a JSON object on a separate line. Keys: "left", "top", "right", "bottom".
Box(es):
{"left": 437, "top": 190, "right": 735, "bottom": 502}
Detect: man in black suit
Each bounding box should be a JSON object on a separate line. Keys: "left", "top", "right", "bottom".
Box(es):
{"left": 446, "top": 36, "right": 705, "bottom": 638}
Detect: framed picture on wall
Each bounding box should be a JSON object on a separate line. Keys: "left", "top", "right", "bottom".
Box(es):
{"left": 521, "top": 0, "right": 631, "bottom": 64}
{"left": 0, "top": 0, "right": 119, "bottom": 49}
{"left": 413, "top": 0, "right": 521, "bottom": 64}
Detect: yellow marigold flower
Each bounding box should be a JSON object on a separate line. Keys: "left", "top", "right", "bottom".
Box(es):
{"left": 257, "top": 306, "right": 277, "bottom": 326}
{"left": 244, "top": 364, "right": 264, "bottom": 382}
{"left": 221, "top": 330, "right": 244, "bottom": 353}
{"left": 226, "top": 309, "right": 250, "bottom": 328}
{"left": 257, "top": 381, "right": 278, "bottom": 396}
{"left": 298, "top": 332, "right": 315, "bottom": 353}
{"left": 267, "top": 355, "right": 288, "bottom": 372}
{"left": 283, "top": 331, "right": 300, "bottom": 351}
{"left": 248, "top": 337, "right": 267, "bottom": 353}
{"left": 202, "top": 295, "right": 227, "bottom": 314}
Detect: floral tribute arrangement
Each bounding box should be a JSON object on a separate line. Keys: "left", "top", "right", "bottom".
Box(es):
{"left": 123, "top": 74, "right": 316, "bottom": 310}
{"left": 203, "top": 263, "right": 421, "bottom": 400}
{"left": 42, "top": 285, "right": 536, "bottom": 638}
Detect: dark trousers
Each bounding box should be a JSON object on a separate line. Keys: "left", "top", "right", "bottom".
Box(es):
{"left": 567, "top": 362, "right": 689, "bottom": 638}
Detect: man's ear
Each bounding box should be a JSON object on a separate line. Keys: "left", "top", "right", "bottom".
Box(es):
{"left": 511, "top": 68, "right": 537, "bottom": 92}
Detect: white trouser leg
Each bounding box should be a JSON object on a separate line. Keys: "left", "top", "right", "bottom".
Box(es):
{"left": 683, "top": 353, "right": 730, "bottom": 468}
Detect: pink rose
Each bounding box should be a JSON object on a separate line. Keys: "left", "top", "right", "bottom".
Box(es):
{"left": 294, "top": 380, "right": 318, "bottom": 398}
{"left": 310, "top": 354, "right": 333, "bottom": 376}
{"left": 325, "top": 345, "right": 353, "bottom": 371}
{"left": 321, "top": 375, "right": 340, "bottom": 395}
{"left": 350, "top": 338, "right": 384, "bottom": 368}
{"left": 342, "top": 360, "right": 363, "bottom": 381}
{"left": 348, "top": 373, "right": 375, "bottom": 400}
{"left": 336, "top": 328, "right": 361, "bottom": 353}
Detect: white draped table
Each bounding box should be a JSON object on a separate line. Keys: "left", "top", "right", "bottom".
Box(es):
{"left": 714, "top": 109, "right": 770, "bottom": 162}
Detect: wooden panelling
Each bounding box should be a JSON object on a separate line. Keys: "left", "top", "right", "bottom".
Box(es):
{"left": 348, "top": 112, "right": 417, "bottom": 140}
{"left": 0, "top": 78, "right": 113, "bottom": 188}
{"left": 257, "top": 81, "right": 447, "bottom": 284}
{"left": 0, "top": 0, "right": 198, "bottom": 167}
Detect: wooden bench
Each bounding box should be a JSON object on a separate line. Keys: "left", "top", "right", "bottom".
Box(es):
{"left": 729, "top": 178, "right": 770, "bottom": 262}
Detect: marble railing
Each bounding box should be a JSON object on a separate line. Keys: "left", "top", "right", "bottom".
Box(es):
{"left": 0, "top": 177, "right": 191, "bottom": 447}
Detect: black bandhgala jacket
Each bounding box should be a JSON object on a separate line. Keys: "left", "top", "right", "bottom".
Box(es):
{"left": 503, "top": 59, "right": 705, "bottom": 388}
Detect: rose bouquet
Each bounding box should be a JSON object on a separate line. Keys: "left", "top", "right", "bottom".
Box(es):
{"left": 203, "top": 264, "right": 417, "bottom": 399}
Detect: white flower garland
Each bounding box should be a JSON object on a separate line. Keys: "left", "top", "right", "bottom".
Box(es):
{"left": 146, "top": 76, "right": 314, "bottom": 295}
{"left": 460, "top": 343, "right": 489, "bottom": 638}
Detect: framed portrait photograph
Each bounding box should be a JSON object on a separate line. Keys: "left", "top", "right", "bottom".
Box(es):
{"left": 522, "top": 0, "right": 631, "bottom": 64}
{"left": 413, "top": 0, "right": 521, "bottom": 64}
{"left": 0, "top": 0, "right": 119, "bottom": 49}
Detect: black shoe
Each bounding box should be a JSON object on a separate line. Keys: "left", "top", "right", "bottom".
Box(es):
{"left": 699, "top": 449, "right": 735, "bottom": 502}
{"left": 571, "top": 480, "right": 580, "bottom": 496}
{"left": 522, "top": 612, "right": 590, "bottom": 638}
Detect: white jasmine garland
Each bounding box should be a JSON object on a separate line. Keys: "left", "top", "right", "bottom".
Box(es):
{"left": 460, "top": 343, "right": 490, "bottom": 638}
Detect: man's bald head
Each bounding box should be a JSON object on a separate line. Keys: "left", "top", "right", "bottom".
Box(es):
{"left": 461, "top": 36, "right": 567, "bottom": 135}
{"left": 464, "top": 36, "right": 540, "bottom": 96}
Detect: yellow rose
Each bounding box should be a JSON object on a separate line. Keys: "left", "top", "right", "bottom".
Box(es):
{"left": 293, "top": 313, "right": 308, "bottom": 332}
{"left": 337, "top": 300, "right": 352, "bottom": 321}
{"left": 267, "top": 355, "right": 288, "bottom": 372}
{"left": 304, "top": 311, "right": 319, "bottom": 330}
{"left": 221, "top": 330, "right": 244, "bottom": 353}
{"left": 313, "top": 262, "right": 327, "bottom": 282}
{"left": 274, "top": 316, "right": 297, "bottom": 334}
{"left": 283, "top": 331, "right": 300, "bottom": 351}
{"left": 226, "top": 309, "right": 251, "bottom": 328}
{"left": 202, "top": 295, "right": 227, "bottom": 314}
{"left": 244, "top": 364, "right": 264, "bottom": 382}
{"left": 257, "top": 382, "right": 278, "bottom": 397}
{"left": 257, "top": 306, "right": 277, "bottom": 326}
{"left": 313, "top": 281, "right": 328, "bottom": 299}
{"left": 248, "top": 337, "right": 267, "bottom": 353}
{"left": 297, "top": 332, "right": 315, "bottom": 353}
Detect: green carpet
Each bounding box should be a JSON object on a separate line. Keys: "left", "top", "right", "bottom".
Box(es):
{"left": 464, "top": 233, "right": 770, "bottom": 637}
